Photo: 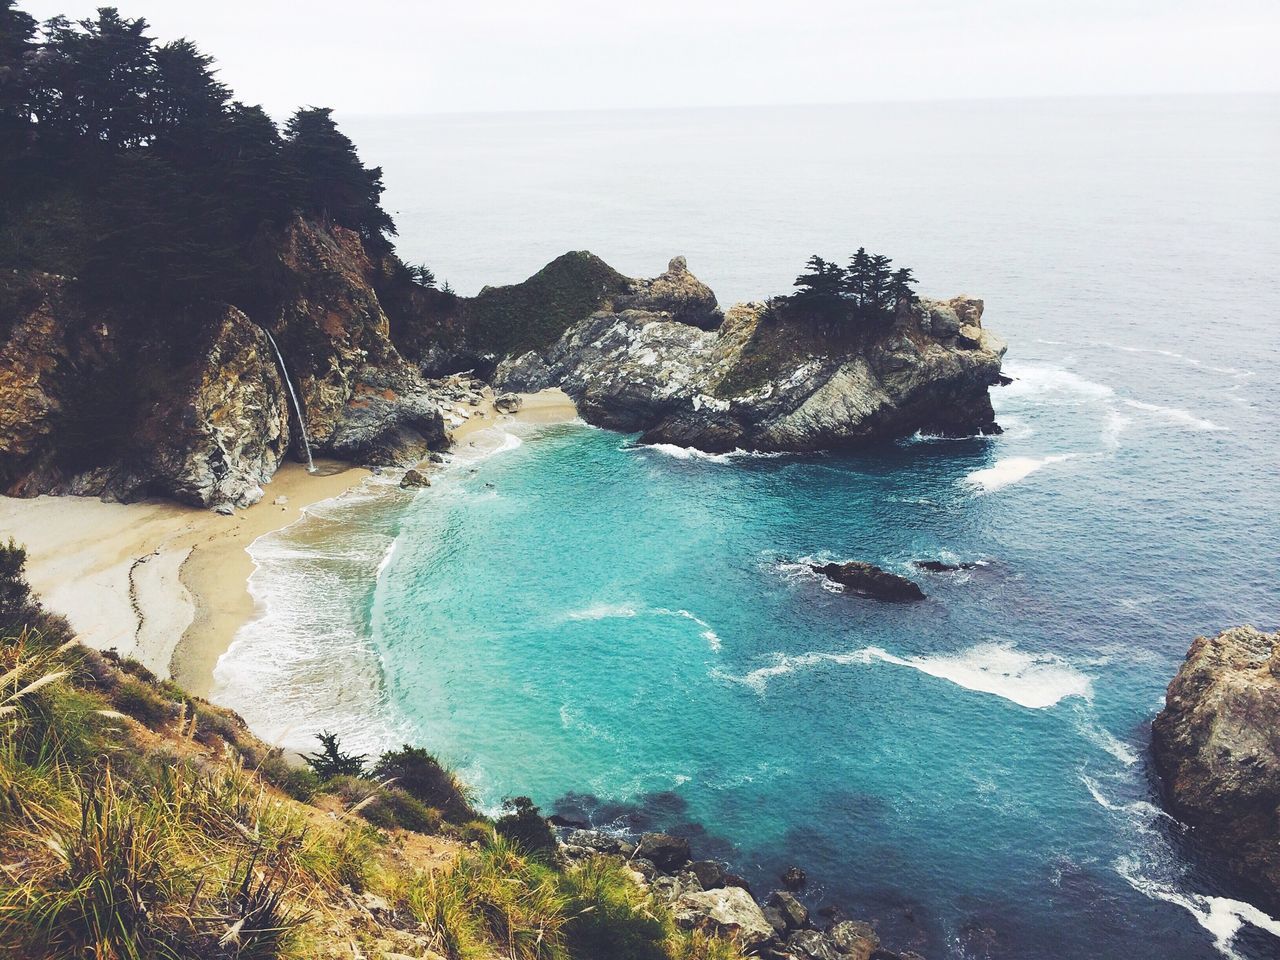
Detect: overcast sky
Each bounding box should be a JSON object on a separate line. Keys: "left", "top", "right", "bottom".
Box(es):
{"left": 19, "top": 0, "right": 1280, "bottom": 117}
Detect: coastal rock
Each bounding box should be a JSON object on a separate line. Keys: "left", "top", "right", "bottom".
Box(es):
{"left": 0, "top": 278, "right": 289, "bottom": 508}
{"left": 787, "top": 929, "right": 843, "bottom": 960}
{"left": 399, "top": 468, "right": 432, "bottom": 489}
{"left": 493, "top": 351, "right": 553, "bottom": 392}
{"left": 827, "top": 920, "right": 880, "bottom": 959}
{"left": 673, "top": 886, "right": 776, "bottom": 948}
{"left": 615, "top": 255, "right": 722, "bottom": 330}
{"left": 566, "top": 829, "right": 637, "bottom": 858}
{"left": 636, "top": 832, "right": 692, "bottom": 872}
{"left": 770, "top": 890, "right": 809, "bottom": 929}
{"left": 688, "top": 860, "right": 726, "bottom": 890}
{"left": 504, "top": 268, "right": 1004, "bottom": 452}
{"left": 811, "top": 562, "right": 926, "bottom": 602}
{"left": 913, "top": 559, "right": 981, "bottom": 573}
{"left": 782, "top": 865, "right": 808, "bottom": 890}
{"left": 1151, "top": 626, "right": 1280, "bottom": 904}
{"left": 493, "top": 392, "right": 523, "bottom": 414}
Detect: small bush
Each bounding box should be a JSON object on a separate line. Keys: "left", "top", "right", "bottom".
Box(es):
{"left": 495, "top": 796, "right": 557, "bottom": 859}
{"left": 371, "top": 744, "right": 476, "bottom": 822}
{"left": 110, "top": 675, "right": 176, "bottom": 726}
{"left": 303, "top": 730, "right": 367, "bottom": 780}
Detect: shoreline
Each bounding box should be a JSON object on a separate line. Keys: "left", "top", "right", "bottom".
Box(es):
{"left": 0, "top": 387, "right": 578, "bottom": 698}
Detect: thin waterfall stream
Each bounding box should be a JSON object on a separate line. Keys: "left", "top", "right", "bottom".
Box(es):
{"left": 262, "top": 327, "right": 316, "bottom": 473}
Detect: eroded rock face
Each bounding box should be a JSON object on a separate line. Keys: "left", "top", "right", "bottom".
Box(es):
{"left": 1152, "top": 626, "right": 1280, "bottom": 905}
{"left": 615, "top": 256, "right": 722, "bottom": 330}
{"left": 258, "top": 218, "right": 445, "bottom": 466}
{"left": 673, "top": 886, "right": 776, "bottom": 948}
{"left": 496, "top": 262, "right": 1006, "bottom": 453}
{"left": 0, "top": 280, "right": 288, "bottom": 508}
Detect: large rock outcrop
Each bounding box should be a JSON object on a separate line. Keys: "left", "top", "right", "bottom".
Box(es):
{"left": 1152, "top": 626, "right": 1280, "bottom": 905}
{"left": 0, "top": 218, "right": 447, "bottom": 509}
{"left": 495, "top": 259, "right": 1005, "bottom": 452}
{"left": 0, "top": 278, "right": 289, "bottom": 507}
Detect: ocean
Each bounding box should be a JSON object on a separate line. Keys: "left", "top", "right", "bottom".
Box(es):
{"left": 211, "top": 95, "right": 1280, "bottom": 960}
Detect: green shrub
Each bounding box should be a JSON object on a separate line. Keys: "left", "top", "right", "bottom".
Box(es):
{"left": 110, "top": 676, "right": 176, "bottom": 727}
{"left": 495, "top": 796, "right": 557, "bottom": 859}
{"left": 303, "top": 730, "right": 367, "bottom": 780}
{"left": 371, "top": 744, "right": 476, "bottom": 822}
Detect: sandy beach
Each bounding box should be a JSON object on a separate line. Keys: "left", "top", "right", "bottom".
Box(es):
{"left": 0, "top": 388, "right": 577, "bottom": 697}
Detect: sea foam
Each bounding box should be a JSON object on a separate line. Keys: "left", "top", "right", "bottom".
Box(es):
{"left": 732, "top": 642, "right": 1091, "bottom": 709}
{"left": 965, "top": 454, "right": 1073, "bottom": 493}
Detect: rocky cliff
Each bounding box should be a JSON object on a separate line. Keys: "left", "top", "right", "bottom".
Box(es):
{"left": 495, "top": 258, "right": 1005, "bottom": 452}
{"left": 0, "top": 218, "right": 446, "bottom": 508}
{"left": 1152, "top": 625, "right": 1280, "bottom": 905}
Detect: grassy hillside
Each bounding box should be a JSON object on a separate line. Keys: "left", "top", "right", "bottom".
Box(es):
{"left": 0, "top": 540, "right": 743, "bottom": 960}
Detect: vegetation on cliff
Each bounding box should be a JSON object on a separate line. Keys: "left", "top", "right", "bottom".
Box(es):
{"left": 0, "top": 2, "right": 394, "bottom": 311}
{"left": 0, "top": 540, "right": 746, "bottom": 960}
{"left": 767, "top": 250, "right": 918, "bottom": 328}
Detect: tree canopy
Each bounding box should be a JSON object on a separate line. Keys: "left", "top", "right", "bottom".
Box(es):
{"left": 773, "top": 248, "right": 919, "bottom": 329}
{"left": 0, "top": 2, "right": 398, "bottom": 309}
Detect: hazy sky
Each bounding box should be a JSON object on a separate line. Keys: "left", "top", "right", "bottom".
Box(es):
{"left": 19, "top": 1, "right": 1280, "bottom": 117}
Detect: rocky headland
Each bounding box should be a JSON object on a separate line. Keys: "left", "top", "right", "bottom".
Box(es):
{"left": 1152, "top": 625, "right": 1280, "bottom": 907}
{"left": 1, "top": 242, "right": 1006, "bottom": 510}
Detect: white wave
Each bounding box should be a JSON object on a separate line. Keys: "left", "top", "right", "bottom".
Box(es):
{"left": 1076, "top": 717, "right": 1140, "bottom": 766}
{"left": 1080, "top": 775, "right": 1172, "bottom": 824}
{"left": 374, "top": 538, "right": 398, "bottom": 579}
{"left": 965, "top": 454, "right": 1073, "bottom": 493}
{"left": 1110, "top": 343, "right": 1255, "bottom": 378}
{"left": 731, "top": 642, "right": 1091, "bottom": 709}
{"left": 1101, "top": 410, "right": 1132, "bottom": 450}
{"left": 1120, "top": 398, "right": 1225, "bottom": 432}
{"left": 635, "top": 443, "right": 785, "bottom": 463}
{"left": 566, "top": 602, "right": 641, "bottom": 621}
{"left": 1116, "top": 856, "right": 1280, "bottom": 960}
{"left": 999, "top": 364, "right": 1114, "bottom": 401}
{"left": 654, "top": 608, "right": 722, "bottom": 651}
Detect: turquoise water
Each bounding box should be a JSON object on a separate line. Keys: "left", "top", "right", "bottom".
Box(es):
{"left": 214, "top": 96, "right": 1280, "bottom": 959}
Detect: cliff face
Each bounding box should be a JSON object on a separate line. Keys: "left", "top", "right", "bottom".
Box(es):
{"left": 495, "top": 259, "right": 1005, "bottom": 452}
{"left": 0, "top": 217, "right": 445, "bottom": 508}
{"left": 1152, "top": 626, "right": 1280, "bottom": 905}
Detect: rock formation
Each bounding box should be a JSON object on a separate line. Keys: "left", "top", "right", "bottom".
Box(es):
{"left": 1152, "top": 626, "right": 1280, "bottom": 905}
{"left": 811, "top": 561, "right": 926, "bottom": 602}
{"left": 493, "top": 258, "right": 1005, "bottom": 453}
{"left": 0, "top": 218, "right": 446, "bottom": 509}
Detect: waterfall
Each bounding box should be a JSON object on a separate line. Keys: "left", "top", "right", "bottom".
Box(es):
{"left": 261, "top": 327, "right": 316, "bottom": 473}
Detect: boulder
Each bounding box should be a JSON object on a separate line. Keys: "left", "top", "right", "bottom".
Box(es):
{"left": 399, "top": 468, "right": 432, "bottom": 489}
{"left": 782, "top": 865, "right": 808, "bottom": 890}
{"left": 494, "top": 392, "right": 523, "bottom": 414}
{"left": 810, "top": 562, "right": 926, "bottom": 602}
{"left": 566, "top": 829, "right": 637, "bottom": 858}
{"left": 617, "top": 255, "right": 722, "bottom": 330}
{"left": 673, "top": 886, "right": 775, "bottom": 948}
{"left": 913, "top": 559, "right": 980, "bottom": 573}
{"left": 828, "top": 920, "right": 880, "bottom": 959}
{"left": 761, "top": 904, "right": 789, "bottom": 936}
{"left": 1152, "top": 626, "right": 1280, "bottom": 905}
{"left": 636, "top": 833, "right": 691, "bottom": 872}
{"left": 787, "top": 929, "right": 843, "bottom": 960}
{"left": 688, "top": 860, "right": 726, "bottom": 890}
{"left": 769, "top": 890, "right": 809, "bottom": 929}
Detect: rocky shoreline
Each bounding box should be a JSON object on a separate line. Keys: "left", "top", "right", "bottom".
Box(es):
{"left": 1152, "top": 625, "right": 1280, "bottom": 909}
{"left": 556, "top": 827, "right": 914, "bottom": 960}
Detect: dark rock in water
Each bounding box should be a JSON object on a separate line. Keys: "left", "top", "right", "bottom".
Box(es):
{"left": 770, "top": 890, "right": 809, "bottom": 930}
{"left": 787, "top": 928, "right": 843, "bottom": 960}
{"left": 636, "top": 832, "right": 692, "bottom": 872}
{"left": 566, "top": 829, "right": 636, "bottom": 858}
{"left": 912, "top": 559, "right": 980, "bottom": 573}
{"left": 688, "top": 860, "right": 725, "bottom": 890}
{"left": 723, "top": 872, "right": 752, "bottom": 894}
{"left": 761, "top": 904, "right": 789, "bottom": 936}
{"left": 811, "top": 562, "right": 926, "bottom": 602}
{"left": 828, "top": 919, "right": 881, "bottom": 960}
{"left": 399, "top": 468, "right": 431, "bottom": 488}
{"left": 1152, "top": 626, "right": 1280, "bottom": 907}
{"left": 782, "top": 864, "right": 808, "bottom": 890}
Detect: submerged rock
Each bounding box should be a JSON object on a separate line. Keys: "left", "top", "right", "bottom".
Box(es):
{"left": 811, "top": 562, "right": 926, "bottom": 602}
{"left": 913, "top": 559, "right": 982, "bottom": 573}
{"left": 399, "top": 468, "right": 432, "bottom": 489}
{"left": 782, "top": 864, "right": 808, "bottom": 890}
{"left": 1152, "top": 626, "right": 1280, "bottom": 906}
